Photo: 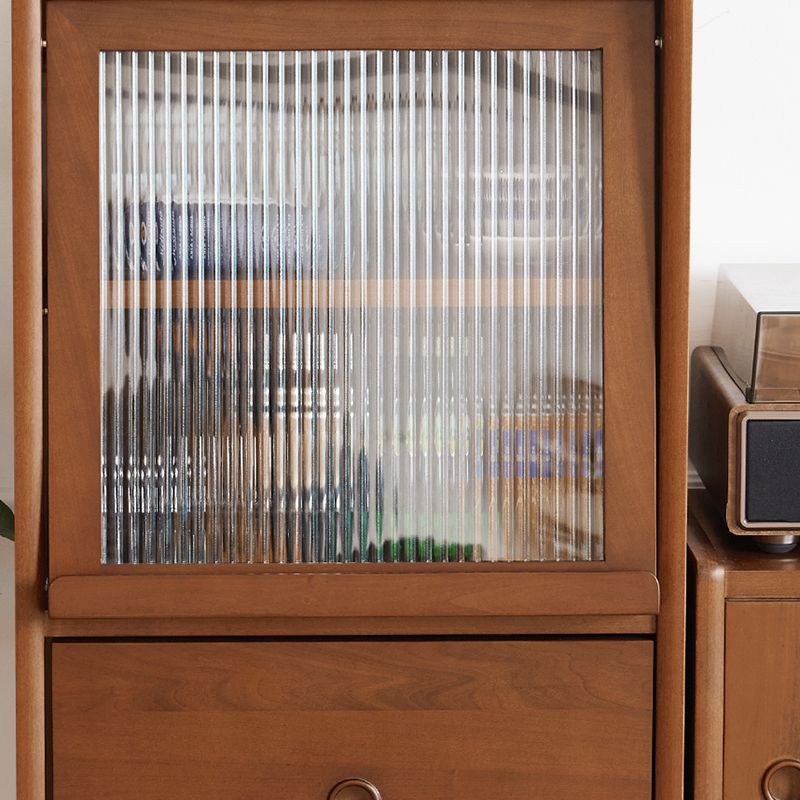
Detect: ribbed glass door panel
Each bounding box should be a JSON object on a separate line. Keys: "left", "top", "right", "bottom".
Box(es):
{"left": 100, "top": 49, "right": 603, "bottom": 565}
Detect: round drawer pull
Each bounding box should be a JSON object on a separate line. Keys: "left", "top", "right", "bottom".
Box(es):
{"left": 763, "top": 759, "right": 800, "bottom": 800}
{"left": 327, "top": 778, "right": 382, "bottom": 800}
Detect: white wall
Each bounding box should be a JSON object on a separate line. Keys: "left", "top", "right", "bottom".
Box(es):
{"left": 691, "top": 0, "right": 800, "bottom": 350}
{"left": 1, "top": 1, "right": 799, "bottom": 797}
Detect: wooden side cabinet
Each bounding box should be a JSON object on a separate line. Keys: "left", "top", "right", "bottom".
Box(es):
{"left": 13, "top": 0, "right": 692, "bottom": 797}
{"left": 689, "top": 490, "right": 800, "bottom": 800}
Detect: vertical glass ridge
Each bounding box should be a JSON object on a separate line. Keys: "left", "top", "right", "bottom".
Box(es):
{"left": 100, "top": 49, "right": 604, "bottom": 564}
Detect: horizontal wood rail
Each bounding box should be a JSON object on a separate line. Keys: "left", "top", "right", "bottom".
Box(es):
{"left": 48, "top": 569, "right": 659, "bottom": 620}
{"left": 104, "top": 276, "right": 597, "bottom": 310}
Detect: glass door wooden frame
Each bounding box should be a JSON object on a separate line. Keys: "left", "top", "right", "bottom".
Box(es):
{"left": 45, "top": 0, "right": 657, "bottom": 616}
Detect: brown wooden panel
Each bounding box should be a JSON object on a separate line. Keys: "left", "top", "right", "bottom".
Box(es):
{"left": 689, "top": 346, "right": 746, "bottom": 520}
{"left": 687, "top": 515, "right": 726, "bottom": 800}
{"left": 46, "top": 0, "right": 656, "bottom": 579}
{"left": 51, "top": 639, "right": 654, "bottom": 799}
{"left": 44, "top": 613, "right": 657, "bottom": 638}
{"left": 13, "top": 0, "right": 47, "bottom": 798}
{"left": 47, "top": 569, "right": 660, "bottom": 619}
{"left": 655, "top": 2, "right": 693, "bottom": 798}
{"left": 725, "top": 602, "right": 800, "bottom": 800}
{"left": 51, "top": 0, "right": 653, "bottom": 51}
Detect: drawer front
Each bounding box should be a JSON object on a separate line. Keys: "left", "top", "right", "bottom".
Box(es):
{"left": 725, "top": 602, "right": 800, "bottom": 800}
{"left": 51, "top": 639, "right": 653, "bottom": 799}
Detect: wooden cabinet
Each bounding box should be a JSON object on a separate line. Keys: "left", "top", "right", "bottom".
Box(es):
{"left": 689, "top": 490, "right": 800, "bottom": 799}
{"left": 51, "top": 639, "right": 654, "bottom": 799}
{"left": 13, "top": 0, "right": 692, "bottom": 797}
{"left": 46, "top": 0, "right": 657, "bottom": 602}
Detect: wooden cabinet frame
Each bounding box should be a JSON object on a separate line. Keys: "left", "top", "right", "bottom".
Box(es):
{"left": 14, "top": 0, "right": 692, "bottom": 797}
{"left": 47, "top": 0, "right": 655, "bottom": 587}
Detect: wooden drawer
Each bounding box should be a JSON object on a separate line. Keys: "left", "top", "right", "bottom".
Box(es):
{"left": 51, "top": 639, "right": 653, "bottom": 799}
{"left": 726, "top": 602, "right": 800, "bottom": 800}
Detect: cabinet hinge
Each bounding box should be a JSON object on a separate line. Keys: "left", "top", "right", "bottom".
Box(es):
{"left": 655, "top": 36, "right": 664, "bottom": 49}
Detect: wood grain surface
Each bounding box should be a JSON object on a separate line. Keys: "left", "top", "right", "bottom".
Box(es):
{"left": 13, "top": 1, "right": 696, "bottom": 798}
{"left": 51, "top": 639, "right": 654, "bottom": 799}
{"left": 12, "top": 0, "right": 46, "bottom": 797}
{"left": 687, "top": 512, "right": 726, "bottom": 800}
{"left": 47, "top": 569, "right": 660, "bottom": 619}
{"left": 655, "top": 2, "right": 693, "bottom": 797}
{"left": 688, "top": 491, "right": 800, "bottom": 800}
{"left": 725, "top": 602, "right": 800, "bottom": 800}
{"left": 689, "top": 347, "right": 748, "bottom": 517}
{"left": 43, "top": 613, "right": 657, "bottom": 639}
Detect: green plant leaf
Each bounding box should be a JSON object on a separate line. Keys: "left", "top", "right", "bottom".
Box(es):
{"left": 0, "top": 501, "right": 14, "bottom": 542}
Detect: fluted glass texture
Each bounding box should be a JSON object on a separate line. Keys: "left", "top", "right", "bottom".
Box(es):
{"left": 100, "top": 50, "right": 603, "bottom": 564}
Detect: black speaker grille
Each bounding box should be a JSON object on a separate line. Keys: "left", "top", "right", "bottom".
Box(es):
{"left": 745, "top": 418, "right": 800, "bottom": 524}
